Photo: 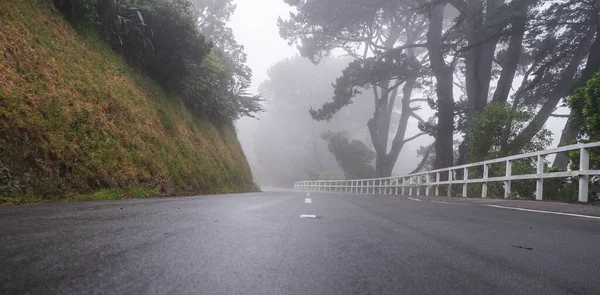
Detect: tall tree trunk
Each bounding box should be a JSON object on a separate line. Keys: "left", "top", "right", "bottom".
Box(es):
{"left": 552, "top": 33, "right": 600, "bottom": 169}
{"left": 427, "top": 3, "right": 455, "bottom": 176}
{"left": 465, "top": 0, "right": 503, "bottom": 118}
{"left": 553, "top": 117, "right": 579, "bottom": 169}
{"left": 385, "top": 78, "right": 417, "bottom": 174}
{"left": 458, "top": 0, "right": 504, "bottom": 165}
{"left": 411, "top": 144, "right": 434, "bottom": 174}
{"left": 491, "top": 0, "right": 530, "bottom": 104}
{"left": 458, "top": 0, "right": 531, "bottom": 165}
{"left": 510, "top": 29, "right": 595, "bottom": 153}
{"left": 375, "top": 156, "right": 395, "bottom": 177}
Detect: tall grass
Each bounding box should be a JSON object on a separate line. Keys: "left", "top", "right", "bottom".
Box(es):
{"left": 0, "top": 0, "right": 257, "bottom": 200}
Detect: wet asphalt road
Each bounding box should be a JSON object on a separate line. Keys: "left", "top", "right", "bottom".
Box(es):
{"left": 1, "top": 191, "right": 600, "bottom": 294}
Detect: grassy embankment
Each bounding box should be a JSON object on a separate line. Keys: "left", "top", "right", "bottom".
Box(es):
{"left": 0, "top": 0, "right": 258, "bottom": 204}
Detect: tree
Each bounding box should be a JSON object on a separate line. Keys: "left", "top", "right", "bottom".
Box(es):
{"left": 193, "top": 0, "right": 263, "bottom": 120}
{"left": 560, "top": 71, "right": 600, "bottom": 201}
{"left": 423, "top": 2, "right": 456, "bottom": 173}
{"left": 321, "top": 131, "right": 375, "bottom": 179}
{"left": 279, "top": 0, "right": 432, "bottom": 177}
{"left": 277, "top": 0, "right": 599, "bottom": 176}
{"left": 467, "top": 103, "right": 552, "bottom": 199}
{"left": 56, "top": 0, "right": 262, "bottom": 122}
{"left": 467, "top": 103, "right": 551, "bottom": 162}
{"left": 506, "top": 0, "right": 599, "bottom": 155}
{"left": 569, "top": 70, "right": 600, "bottom": 170}
{"left": 250, "top": 56, "right": 372, "bottom": 186}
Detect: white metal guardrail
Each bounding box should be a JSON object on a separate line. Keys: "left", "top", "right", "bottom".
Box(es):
{"left": 294, "top": 142, "right": 600, "bottom": 202}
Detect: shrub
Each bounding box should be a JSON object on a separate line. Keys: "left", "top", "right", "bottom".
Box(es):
{"left": 466, "top": 103, "right": 552, "bottom": 199}
{"left": 321, "top": 130, "right": 375, "bottom": 179}
{"left": 53, "top": 0, "right": 260, "bottom": 122}
{"left": 568, "top": 71, "right": 600, "bottom": 202}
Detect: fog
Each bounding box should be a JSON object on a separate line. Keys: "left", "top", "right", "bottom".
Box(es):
{"left": 228, "top": 0, "right": 570, "bottom": 188}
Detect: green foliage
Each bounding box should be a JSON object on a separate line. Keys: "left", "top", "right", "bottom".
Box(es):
{"left": 543, "top": 167, "right": 579, "bottom": 202}
{"left": 467, "top": 103, "right": 552, "bottom": 199}
{"left": 54, "top": 0, "right": 260, "bottom": 122}
{"left": 321, "top": 131, "right": 375, "bottom": 179}
{"left": 310, "top": 56, "right": 421, "bottom": 121}
{"left": 568, "top": 71, "right": 600, "bottom": 201}
{"left": 0, "top": 165, "right": 19, "bottom": 195}
{"left": 468, "top": 103, "right": 552, "bottom": 161}
{"left": 0, "top": 0, "right": 256, "bottom": 199}
{"left": 570, "top": 71, "right": 600, "bottom": 142}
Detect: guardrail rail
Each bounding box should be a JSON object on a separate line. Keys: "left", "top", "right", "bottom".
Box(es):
{"left": 294, "top": 142, "right": 600, "bottom": 202}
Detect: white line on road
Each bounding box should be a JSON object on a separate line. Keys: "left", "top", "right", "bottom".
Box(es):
{"left": 305, "top": 198, "right": 312, "bottom": 204}
{"left": 431, "top": 200, "right": 471, "bottom": 205}
{"left": 300, "top": 215, "right": 316, "bottom": 218}
{"left": 408, "top": 198, "right": 422, "bottom": 202}
{"left": 483, "top": 205, "right": 600, "bottom": 220}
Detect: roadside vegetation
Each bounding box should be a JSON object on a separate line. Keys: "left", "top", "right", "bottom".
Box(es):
{"left": 0, "top": 0, "right": 259, "bottom": 204}
{"left": 264, "top": 0, "right": 600, "bottom": 202}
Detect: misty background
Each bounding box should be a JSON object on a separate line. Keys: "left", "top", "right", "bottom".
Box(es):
{"left": 228, "top": 0, "right": 568, "bottom": 188}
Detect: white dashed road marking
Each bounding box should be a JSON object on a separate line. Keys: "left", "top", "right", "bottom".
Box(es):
{"left": 483, "top": 205, "right": 600, "bottom": 220}
{"left": 305, "top": 198, "right": 312, "bottom": 204}
{"left": 300, "top": 215, "right": 316, "bottom": 218}
{"left": 431, "top": 200, "right": 471, "bottom": 205}
{"left": 408, "top": 198, "right": 422, "bottom": 202}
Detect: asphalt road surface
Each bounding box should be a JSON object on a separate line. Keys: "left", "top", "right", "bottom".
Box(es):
{"left": 2, "top": 191, "right": 600, "bottom": 294}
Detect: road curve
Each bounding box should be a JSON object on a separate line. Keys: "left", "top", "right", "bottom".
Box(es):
{"left": 1, "top": 191, "right": 600, "bottom": 294}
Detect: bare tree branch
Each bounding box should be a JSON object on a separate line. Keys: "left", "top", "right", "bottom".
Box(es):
{"left": 403, "top": 132, "right": 428, "bottom": 144}
{"left": 447, "top": 0, "right": 468, "bottom": 15}
{"left": 410, "top": 110, "right": 426, "bottom": 124}
{"left": 410, "top": 144, "right": 434, "bottom": 174}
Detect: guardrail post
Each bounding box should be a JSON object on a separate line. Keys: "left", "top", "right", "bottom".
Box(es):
{"left": 384, "top": 179, "right": 388, "bottom": 195}
{"left": 372, "top": 180, "right": 375, "bottom": 194}
{"left": 435, "top": 172, "right": 440, "bottom": 196}
{"left": 579, "top": 147, "right": 589, "bottom": 202}
{"left": 505, "top": 160, "right": 512, "bottom": 198}
{"left": 425, "top": 173, "right": 430, "bottom": 196}
{"left": 482, "top": 164, "right": 488, "bottom": 198}
{"left": 462, "top": 167, "right": 468, "bottom": 197}
{"left": 400, "top": 178, "right": 405, "bottom": 195}
{"left": 447, "top": 170, "right": 453, "bottom": 197}
{"left": 536, "top": 155, "right": 544, "bottom": 200}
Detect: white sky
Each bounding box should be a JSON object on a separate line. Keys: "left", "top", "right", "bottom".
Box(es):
{"left": 230, "top": 0, "right": 297, "bottom": 92}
